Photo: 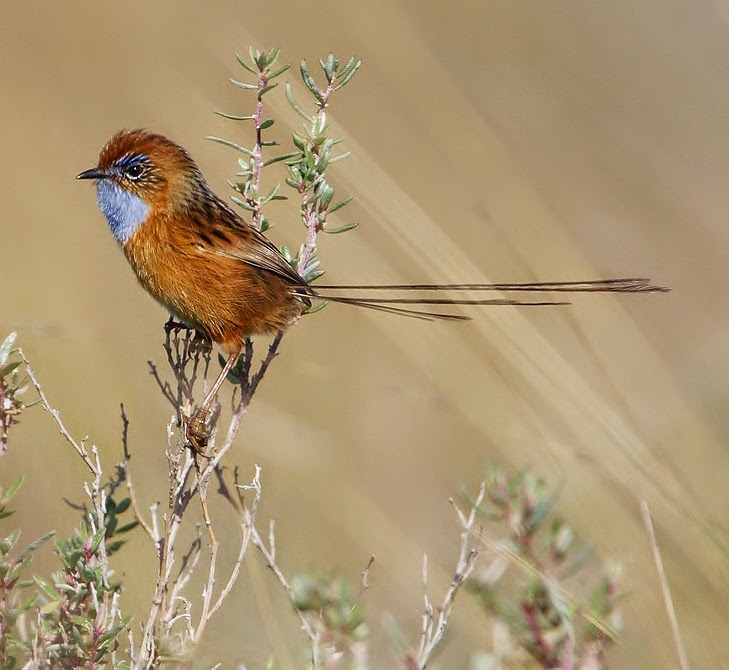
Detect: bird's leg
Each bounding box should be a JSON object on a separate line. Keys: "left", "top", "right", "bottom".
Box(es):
{"left": 198, "top": 349, "right": 240, "bottom": 414}
{"left": 185, "top": 348, "right": 241, "bottom": 452}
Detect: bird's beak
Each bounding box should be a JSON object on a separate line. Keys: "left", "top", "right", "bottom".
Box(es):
{"left": 76, "top": 167, "right": 109, "bottom": 180}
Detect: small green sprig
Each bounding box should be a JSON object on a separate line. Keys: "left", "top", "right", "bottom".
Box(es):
{"left": 0, "top": 474, "right": 135, "bottom": 669}
{"left": 0, "top": 333, "right": 37, "bottom": 457}
{"left": 292, "top": 570, "right": 369, "bottom": 663}
{"left": 0, "top": 478, "right": 53, "bottom": 669}
{"left": 284, "top": 54, "right": 361, "bottom": 281}
{"left": 209, "top": 49, "right": 361, "bottom": 285}
{"left": 33, "top": 489, "right": 135, "bottom": 668}
{"left": 467, "top": 468, "right": 623, "bottom": 668}
{"left": 209, "top": 47, "right": 295, "bottom": 232}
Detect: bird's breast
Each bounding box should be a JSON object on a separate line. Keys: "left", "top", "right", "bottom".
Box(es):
{"left": 120, "top": 212, "right": 303, "bottom": 349}
{"left": 96, "top": 180, "right": 151, "bottom": 245}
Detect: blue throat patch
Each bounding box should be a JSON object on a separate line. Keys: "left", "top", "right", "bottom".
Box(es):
{"left": 96, "top": 180, "right": 150, "bottom": 245}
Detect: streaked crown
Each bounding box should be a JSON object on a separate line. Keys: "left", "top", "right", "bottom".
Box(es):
{"left": 82, "top": 129, "right": 200, "bottom": 198}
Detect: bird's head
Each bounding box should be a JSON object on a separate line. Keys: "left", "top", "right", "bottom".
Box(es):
{"left": 77, "top": 129, "right": 205, "bottom": 245}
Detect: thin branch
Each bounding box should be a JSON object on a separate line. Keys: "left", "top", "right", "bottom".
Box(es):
{"left": 19, "top": 350, "right": 98, "bottom": 475}
{"left": 413, "top": 481, "right": 487, "bottom": 669}
{"left": 359, "top": 555, "right": 375, "bottom": 596}
{"left": 197, "top": 331, "right": 284, "bottom": 483}
{"left": 248, "top": 68, "right": 268, "bottom": 230}
{"left": 250, "top": 521, "right": 320, "bottom": 648}
{"left": 206, "top": 467, "right": 261, "bottom": 619}
{"left": 193, "top": 468, "right": 219, "bottom": 644}
{"left": 170, "top": 531, "right": 203, "bottom": 606}
{"left": 119, "top": 404, "right": 156, "bottom": 543}
{"left": 147, "top": 361, "right": 176, "bottom": 408}
{"left": 295, "top": 82, "right": 334, "bottom": 275}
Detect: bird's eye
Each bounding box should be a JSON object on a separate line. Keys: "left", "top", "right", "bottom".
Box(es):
{"left": 125, "top": 163, "right": 144, "bottom": 180}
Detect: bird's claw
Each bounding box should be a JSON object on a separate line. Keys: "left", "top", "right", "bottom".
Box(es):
{"left": 184, "top": 407, "right": 213, "bottom": 455}
{"left": 164, "top": 316, "right": 189, "bottom": 334}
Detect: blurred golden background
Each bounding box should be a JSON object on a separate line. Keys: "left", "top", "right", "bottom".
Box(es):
{"left": 2, "top": 1, "right": 727, "bottom": 667}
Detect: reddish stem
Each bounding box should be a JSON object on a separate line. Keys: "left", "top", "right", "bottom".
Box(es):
{"left": 522, "top": 601, "right": 557, "bottom": 668}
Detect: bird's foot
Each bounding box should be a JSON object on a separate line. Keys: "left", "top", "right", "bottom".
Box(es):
{"left": 189, "top": 330, "right": 212, "bottom": 356}
{"left": 183, "top": 405, "right": 216, "bottom": 455}
{"left": 164, "top": 316, "right": 190, "bottom": 333}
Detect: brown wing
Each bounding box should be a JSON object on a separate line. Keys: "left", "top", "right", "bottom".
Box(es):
{"left": 190, "top": 194, "right": 309, "bottom": 289}
{"left": 223, "top": 225, "right": 308, "bottom": 288}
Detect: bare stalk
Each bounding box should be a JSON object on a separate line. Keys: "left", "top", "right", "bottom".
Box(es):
{"left": 19, "top": 350, "right": 98, "bottom": 475}
{"left": 250, "top": 520, "right": 321, "bottom": 664}
{"left": 412, "top": 481, "right": 487, "bottom": 669}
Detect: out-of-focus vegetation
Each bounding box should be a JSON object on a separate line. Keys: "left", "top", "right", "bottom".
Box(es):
{"left": 0, "top": 330, "right": 626, "bottom": 667}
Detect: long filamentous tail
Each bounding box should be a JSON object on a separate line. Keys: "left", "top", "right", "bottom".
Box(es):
{"left": 314, "top": 277, "right": 667, "bottom": 293}
{"left": 290, "top": 277, "right": 668, "bottom": 321}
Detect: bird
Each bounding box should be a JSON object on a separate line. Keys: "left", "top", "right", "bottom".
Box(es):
{"left": 77, "top": 129, "right": 667, "bottom": 445}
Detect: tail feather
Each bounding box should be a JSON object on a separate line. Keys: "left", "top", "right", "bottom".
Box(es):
{"left": 313, "top": 277, "right": 668, "bottom": 293}
{"left": 293, "top": 293, "right": 472, "bottom": 321}
{"left": 292, "top": 291, "right": 570, "bottom": 322}
{"left": 291, "top": 276, "right": 667, "bottom": 321}
{"left": 298, "top": 293, "right": 570, "bottom": 307}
